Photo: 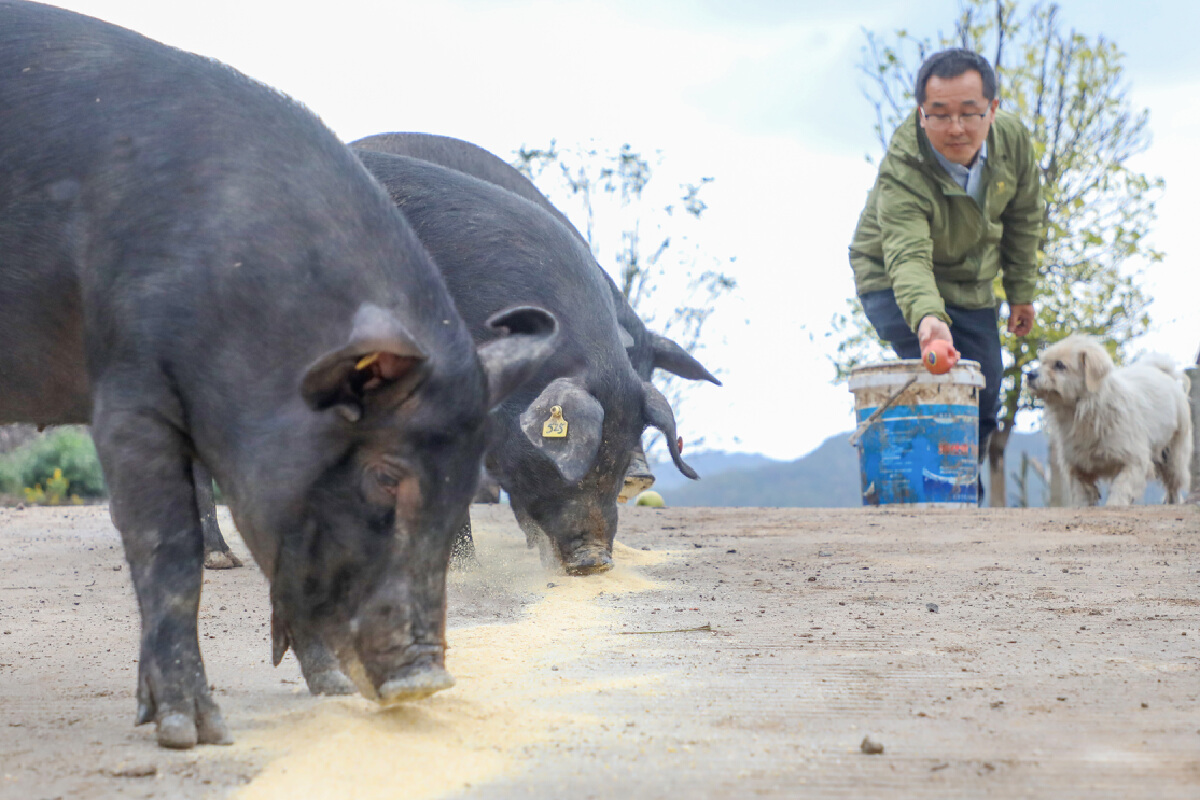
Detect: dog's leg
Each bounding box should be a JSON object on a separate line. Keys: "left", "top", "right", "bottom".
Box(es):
{"left": 1159, "top": 440, "right": 1192, "bottom": 505}
{"left": 1106, "top": 464, "right": 1148, "bottom": 506}
{"left": 1067, "top": 469, "right": 1101, "bottom": 507}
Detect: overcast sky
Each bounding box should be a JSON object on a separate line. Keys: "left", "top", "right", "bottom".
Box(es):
{"left": 51, "top": 0, "right": 1200, "bottom": 461}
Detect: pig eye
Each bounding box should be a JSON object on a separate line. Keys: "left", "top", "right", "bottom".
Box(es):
{"left": 374, "top": 470, "right": 400, "bottom": 489}
{"left": 364, "top": 461, "right": 409, "bottom": 505}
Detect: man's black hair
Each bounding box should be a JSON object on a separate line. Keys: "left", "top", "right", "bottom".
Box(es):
{"left": 915, "top": 49, "right": 997, "bottom": 105}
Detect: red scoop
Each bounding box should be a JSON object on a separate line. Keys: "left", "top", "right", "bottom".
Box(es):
{"left": 922, "top": 340, "right": 959, "bottom": 374}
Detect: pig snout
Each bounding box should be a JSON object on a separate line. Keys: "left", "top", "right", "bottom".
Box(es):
{"left": 527, "top": 520, "right": 615, "bottom": 575}
{"left": 565, "top": 546, "right": 614, "bottom": 576}
{"left": 558, "top": 526, "right": 615, "bottom": 576}
{"left": 563, "top": 505, "right": 617, "bottom": 575}
{"left": 352, "top": 591, "right": 454, "bottom": 704}
{"left": 515, "top": 502, "right": 616, "bottom": 575}
{"left": 376, "top": 642, "right": 455, "bottom": 704}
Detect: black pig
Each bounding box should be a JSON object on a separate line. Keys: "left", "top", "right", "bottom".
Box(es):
{"left": 0, "top": 2, "right": 556, "bottom": 748}
{"left": 350, "top": 132, "right": 719, "bottom": 518}
{"left": 353, "top": 150, "right": 699, "bottom": 575}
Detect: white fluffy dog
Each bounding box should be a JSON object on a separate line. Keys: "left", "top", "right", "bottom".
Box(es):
{"left": 1028, "top": 335, "right": 1193, "bottom": 506}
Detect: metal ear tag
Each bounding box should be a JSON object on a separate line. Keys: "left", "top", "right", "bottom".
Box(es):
{"left": 542, "top": 405, "right": 568, "bottom": 438}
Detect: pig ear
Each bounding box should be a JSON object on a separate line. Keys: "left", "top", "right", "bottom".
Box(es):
{"left": 301, "top": 304, "right": 428, "bottom": 422}
{"left": 651, "top": 333, "right": 721, "bottom": 385}
{"left": 642, "top": 380, "right": 699, "bottom": 480}
{"left": 519, "top": 377, "right": 604, "bottom": 484}
{"left": 477, "top": 305, "right": 560, "bottom": 408}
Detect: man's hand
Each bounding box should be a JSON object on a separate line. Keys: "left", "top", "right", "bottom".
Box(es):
{"left": 1007, "top": 303, "right": 1035, "bottom": 337}
{"left": 917, "top": 315, "right": 954, "bottom": 350}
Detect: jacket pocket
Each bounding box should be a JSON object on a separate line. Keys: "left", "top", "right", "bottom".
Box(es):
{"left": 986, "top": 171, "right": 1017, "bottom": 221}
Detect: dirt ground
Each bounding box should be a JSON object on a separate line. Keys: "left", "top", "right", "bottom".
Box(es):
{"left": 1, "top": 502, "right": 1198, "bottom": 799}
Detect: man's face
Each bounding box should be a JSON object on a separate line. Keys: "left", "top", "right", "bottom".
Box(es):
{"left": 919, "top": 70, "right": 999, "bottom": 167}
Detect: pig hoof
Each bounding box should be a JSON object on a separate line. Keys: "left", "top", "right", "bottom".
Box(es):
{"left": 565, "top": 553, "right": 614, "bottom": 576}
{"left": 196, "top": 709, "right": 234, "bottom": 746}
{"left": 156, "top": 713, "right": 198, "bottom": 749}
{"left": 377, "top": 667, "right": 456, "bottom": 705}
{"left": 204, "top": 549, "right": 243, "bottom": 570}
{"left": 155, "top": 707, "right": 233, "bottom": 749}
{"left": 306, "top": 669, "right": 357, "bottom": 696}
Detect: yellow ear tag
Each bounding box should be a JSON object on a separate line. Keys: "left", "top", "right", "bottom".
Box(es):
{"left": 542, "top": 405, "right": 568, "bottom": 438}
{"left": 355, "top": 352, "right": 380, "bottom": 370}
{"left": 995, "top": 180, "right": 1006, "bottom": 192}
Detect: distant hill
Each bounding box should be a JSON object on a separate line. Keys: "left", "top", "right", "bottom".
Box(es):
{"left": 647, "top": 430, "right": 1163, "bottom": 508}
{"left": 648, "top": 450, "right": 780, "bottom": 494}
{"left": 654, "top": 434, "right": 862, "bottom": 508}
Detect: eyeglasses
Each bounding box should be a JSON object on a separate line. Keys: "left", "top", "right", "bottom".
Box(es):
{"left": 920, "top": 108, "right": 991, "bottom": 129}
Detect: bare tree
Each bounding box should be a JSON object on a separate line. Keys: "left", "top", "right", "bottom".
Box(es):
{"left": 514, "top": 142, "right": 736, "bottom": 456}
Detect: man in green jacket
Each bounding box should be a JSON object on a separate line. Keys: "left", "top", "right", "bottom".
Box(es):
{"left": 849, "top": 48, "right": 1044, "bottom": 455}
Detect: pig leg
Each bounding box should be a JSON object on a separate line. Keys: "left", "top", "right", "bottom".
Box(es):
{"left": 92, "top": 404, "right": 232, "bottom": 749}
{"left": 194, "top": 461, "right": 242, "bottom": 570}
{"left": 283, "top": 618, "right": 357, "bottom": 696}
{"left": 472, "top": 469, "right": 501, "bottom": 503}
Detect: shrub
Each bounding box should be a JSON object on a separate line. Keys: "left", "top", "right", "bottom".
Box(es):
{"left": 23, "top": 468, "right": 84, "bottom": 506}
{"left": 0, "top": 428, "right": 107, "bottom": 501}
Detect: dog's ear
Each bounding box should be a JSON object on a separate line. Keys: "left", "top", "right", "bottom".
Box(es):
{"left": 1081, "top": 345, "right": 1112, "bottom": 392}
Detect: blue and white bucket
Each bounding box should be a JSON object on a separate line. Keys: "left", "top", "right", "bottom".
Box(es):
{"left": 848, "top": 360, "right": 985, "bottom": 507}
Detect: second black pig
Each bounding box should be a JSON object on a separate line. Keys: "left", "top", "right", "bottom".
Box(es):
{"left": 355, "top": 150, "right": 698, "bottom": 575}
{"left": 351, "top": 132, "right": 721, "bottom": 496}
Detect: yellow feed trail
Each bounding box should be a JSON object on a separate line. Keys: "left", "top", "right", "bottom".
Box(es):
{"left": 231, "top": 536, "right": 667, "bottom": 800}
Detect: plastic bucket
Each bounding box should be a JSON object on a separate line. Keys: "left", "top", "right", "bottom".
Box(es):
{"left": 848, "top": 359, "right": 985, "bottom": 507}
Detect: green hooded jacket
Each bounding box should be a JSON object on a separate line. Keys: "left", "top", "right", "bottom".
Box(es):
{"left": 848, "top": 108, "right": 1044, "bottom": 331}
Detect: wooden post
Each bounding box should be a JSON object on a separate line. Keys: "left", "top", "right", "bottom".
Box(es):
{"left": 1187, "top": 366, "right": 1200, "bottom": 503}
{"left": 987, "top": 437, "right": 1007, "bottom": 507}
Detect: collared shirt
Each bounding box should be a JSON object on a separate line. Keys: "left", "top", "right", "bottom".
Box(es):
{"left": 932, "top": 140, "right": 988, "bottom": 204}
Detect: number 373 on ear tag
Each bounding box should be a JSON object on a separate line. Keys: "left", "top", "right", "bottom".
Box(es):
{"left": 542, "top": 405, "right": 568, "bottom": 438}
